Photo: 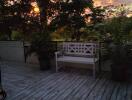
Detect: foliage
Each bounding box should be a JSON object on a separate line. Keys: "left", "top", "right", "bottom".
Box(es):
{"left": 79, "top": 5, "right": 105, "bottom": 41}
{"left": 0, "top": 0, "right": 104, "bottom": 42}
{"left": 78, "top": 27, "right": 100, "bottom": 41}
{"left": 11, "top": 31, "right": 23, "bottom": 40}
{"left": 104, "top": 17, "right": 132, "bottom": 44}
{"left": 51, "top": 26, "right": 72, "bottom": 41}
{"left": 88, "top": 6, "right": 105, "bottom": 24}
{"left": 0, "top": 0, "right": 40, "bottom": 40}
{"left": 91, "top": 17, "right": 132, "bottom": 43}
{"left": 101, "top": 17, "right": 132, "bottom": 72}
{"left": 29, "top": 31, "right": 55, "bottom": 59}
{"left": 48, "top": 0, "right": 93, "bottom": 41}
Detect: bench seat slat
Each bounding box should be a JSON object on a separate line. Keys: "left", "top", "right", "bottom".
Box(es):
{"left": 57, "top": 56, "right": 98, "bottom": 64}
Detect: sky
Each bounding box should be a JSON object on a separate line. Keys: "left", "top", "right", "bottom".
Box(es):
{"left": 94, "top": 0, "right": 132, "bottom": 6}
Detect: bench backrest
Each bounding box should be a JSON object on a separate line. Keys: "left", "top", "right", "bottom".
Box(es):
{"left": 62, "top": 42, "right": 98, "bottom": 56}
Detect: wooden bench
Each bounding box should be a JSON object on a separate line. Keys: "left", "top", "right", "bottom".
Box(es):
{"left": 55, "top": 42, "right": 99, "bottom": 78}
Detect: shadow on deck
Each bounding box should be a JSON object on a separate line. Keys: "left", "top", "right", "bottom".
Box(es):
{"left": 1, "top": 61, "right": 132, "bottom": 100}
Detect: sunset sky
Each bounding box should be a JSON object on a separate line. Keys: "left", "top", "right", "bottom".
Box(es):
{"left": 94, "top": 0, "right": 132, "bottom": 6}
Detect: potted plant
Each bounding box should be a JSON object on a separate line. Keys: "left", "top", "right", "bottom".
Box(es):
{"left": 103, "top": 17, "right": 132, "bottom": 81}
{"left": 110, "top": 43, "right": 128, "bottom": 81}
{"left": 29, "top": 32, "right": 56, "bottom": 70}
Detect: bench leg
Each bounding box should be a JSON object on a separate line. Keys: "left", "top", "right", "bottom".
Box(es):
{"left": 97, "top": 61, "right": 100, "bottom": 74}
{"left": 55, "top": 61, "right": 58, "bottom": 72}
{"left": 56, "top": 61, "right": 64, "bottom": 72}
{"left": 93, "top": 63, "right": 96, "bottom": 78}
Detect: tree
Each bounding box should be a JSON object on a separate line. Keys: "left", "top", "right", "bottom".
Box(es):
{"left": 0, "top": 0, "right": 40, "bottom": 40}
{"left": 89, "top": 6, "right": 105, "bottom": 24}
{"left": 47, "top": 0, "right": 93, "bottom": 41}
{"left": 35, "top": 0, "right": 49, "bottom": 30}
{"left": 0, "top": 0, "right": 96, "bottom": 41}
{"left": 101, "top": 17, "right": 132, "bottom": 43}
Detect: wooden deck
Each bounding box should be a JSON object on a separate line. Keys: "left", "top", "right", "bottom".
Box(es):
{"left": 1, "top": 61, "right": 132, "bottom": 100}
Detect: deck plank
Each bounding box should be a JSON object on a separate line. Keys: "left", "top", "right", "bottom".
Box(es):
{"left": 43, "top": 73, "right": 80, "bottom": 100}
{"left": 116, "top": 83, "right": 127, "bottom": 100}
{"left": 110, "top": 83, "right": 120, "bottom": 100}
{"left": 51, "top": 74, "right": 82, "bottom": 100}
{"left": 94, "top": 77, "right": 111, "bottom": 100}
{"left": 126, "top": 82, "right": 132, "bottom": 100}
{"left": 13, "top": 73, "right": 62, "bottom": 100}
{"left": 86, "top": 74, "right": 108, "bottom": 100}
{"left": 64, "top": 76, "right": 92, "bottom": 100}
{"left": 1, "top": 61, "right": 132, "bottom": 100}
{"left": 100, "top": 80, "right": 116, "bottom": 100}
{"left": 55, "top": 75, "right": 86, "bottom": 100}
{"left": 26, "top": 72, "right": 76, "bottom": 100}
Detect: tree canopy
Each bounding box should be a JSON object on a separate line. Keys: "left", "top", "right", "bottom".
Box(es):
{"left": 0, "top": 0, "right": 40, "bottom": 40}
{"left": 0, "top": 0, "right": 105, "bottom": 41}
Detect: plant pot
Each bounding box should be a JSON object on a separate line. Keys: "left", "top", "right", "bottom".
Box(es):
{"left": 39, "top": 58, "right": 51, "bottom": 70}
{"left": 0, "top": 87, "right": 6, "bottom": 100}
{"left": 50, "top": 58, "right": 56, "bottom": 72}
{"left": 111, "top": 64, "right": 127, "bottom": 81}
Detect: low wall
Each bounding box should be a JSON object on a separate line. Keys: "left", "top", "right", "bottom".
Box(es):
{"left": 0, "top": 41, "right": 25, "bottom": 62}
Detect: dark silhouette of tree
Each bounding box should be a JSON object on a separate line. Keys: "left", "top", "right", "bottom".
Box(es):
{"left": 0, "top": 0, "right": 40, "bottom": 40}
{"left": 48, "top": 0, "right": 93, "bottom": 41}
{"left": 0, "top": 0, "right": 104, "bottom": 41}
{"left": 35, "top": 0, "right": 49, "bottom": 31}
{"left": 89, "top": 6, "right": 105, "bottom": 24}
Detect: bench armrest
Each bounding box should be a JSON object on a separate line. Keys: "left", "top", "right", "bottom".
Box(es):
{"left": 55, "top": 51, "right": 60, "bottom": 55}
{"left": 55, "top": 51, "right": 63, "bottom": 59}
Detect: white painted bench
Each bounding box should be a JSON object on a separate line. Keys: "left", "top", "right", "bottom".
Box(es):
{"left": 55, "top": 42, "right": 99, "bottom": 78}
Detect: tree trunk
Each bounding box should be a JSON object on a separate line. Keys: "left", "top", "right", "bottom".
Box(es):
{"left": 36, "top": 0, "right": 49, "bottom": 32}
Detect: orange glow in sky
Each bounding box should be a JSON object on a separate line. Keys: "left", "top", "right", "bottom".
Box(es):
{"left": 93, "top": 0, "right": 132, "bottom": 7}
{"left": 31, "top": 2, "right": 40, "bottom": 13}
{"left": 33, "top": 7, "right": 40, "bottom": 13}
